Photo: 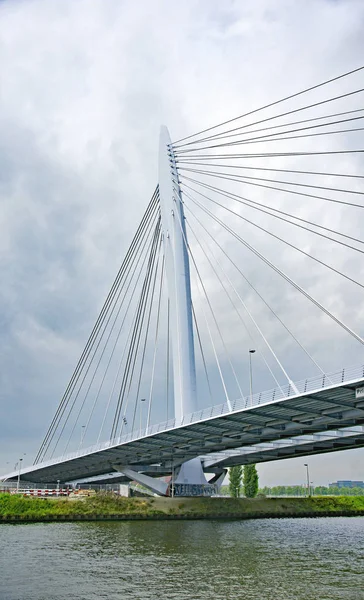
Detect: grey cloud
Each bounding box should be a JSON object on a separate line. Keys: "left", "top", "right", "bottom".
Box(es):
{"left": 0, "top": 0, "right": 363, "bottom": 486}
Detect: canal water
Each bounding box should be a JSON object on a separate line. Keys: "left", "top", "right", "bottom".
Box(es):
{"left": 1, "top": 518, "right": 363, "bottom": 599}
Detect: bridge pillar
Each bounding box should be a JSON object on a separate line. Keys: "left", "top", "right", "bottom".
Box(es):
{"left": 159, "top": 126, "right": 197, "bottom": 423}
{"left": 158, "top": 127, "right": 219, "bottom": 496}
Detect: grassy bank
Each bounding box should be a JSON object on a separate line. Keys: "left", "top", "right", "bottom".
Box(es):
{"left": 1, "top": 493, "right": 364, "bottom": 522}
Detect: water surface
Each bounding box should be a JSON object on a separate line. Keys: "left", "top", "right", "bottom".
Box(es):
{"left": 1, "top": 518, "right": 363, "bottom": 599}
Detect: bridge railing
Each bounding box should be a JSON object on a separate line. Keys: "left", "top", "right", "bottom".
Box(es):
{"left": 179, "top": 363, "right": 364, "bottom": 426}
{"left": 18, "top": 362, "right": 364, "bottom": 474}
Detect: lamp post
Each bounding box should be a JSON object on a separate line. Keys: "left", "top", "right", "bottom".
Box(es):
{"left": 80, "top": 425, "right": 85, "bottom": 448}
{"left": 304, "top": 463, "right": 310, "bottom": 497}
{"left": 140, "top": 398, "right": 146, "bottom": 431}
{"left": 171, "top": 464, "right": 174, "bottom": 498}
{"left": 17, "top": 458, "right": 23, "bottom": 493}
{"left": 249, "top": 349, "right": 256, "bottom": 401}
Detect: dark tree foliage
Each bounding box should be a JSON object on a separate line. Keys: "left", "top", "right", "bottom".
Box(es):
{"left": 243, "top": 464, "right": 259, "bottom": 498}
{"left": 229, "top": 465, "right": 243, "bottom": 498}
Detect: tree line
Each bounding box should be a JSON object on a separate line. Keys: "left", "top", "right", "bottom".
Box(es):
{"left": 229, "top": 464, "right": 259, "bottom": 498}
{"left": 225, "top": 467, "right": 363, "bottom": 498}
{"left": 259, "top": 485, "right": 364, "bottom": 496}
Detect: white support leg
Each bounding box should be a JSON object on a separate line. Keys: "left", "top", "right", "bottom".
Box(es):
{"left": 159, "top": 126, "right": 197, "bottom": 423}
{"left": 115, "top": 465, "right": 169, "bottom": 496}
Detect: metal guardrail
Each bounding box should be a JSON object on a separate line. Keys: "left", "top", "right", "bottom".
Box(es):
{"left": 6, "top": 362, "right": 364, "bottom": 478}
{"left": 180, "top": 362, "right": 364, "bottom": 426}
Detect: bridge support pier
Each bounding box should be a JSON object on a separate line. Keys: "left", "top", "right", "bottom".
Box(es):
{"left": 114, "top": 460, "right": 227, "bottom": 497}
{"left": 172, "top": 458, "right": 217, "bottom": 497}
{"left": 115, "top": 466, "right": 169, "bottom": 496}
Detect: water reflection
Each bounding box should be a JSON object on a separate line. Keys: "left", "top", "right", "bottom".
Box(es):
{"left": 0, "top": 518, "right": 363, "bottom": 600}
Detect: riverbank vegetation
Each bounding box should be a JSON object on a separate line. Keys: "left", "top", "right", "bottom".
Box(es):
{"left": 219, "top": 484, "right": 364, "bottom": 497}
{"left": 0, "top": 492, "right": 161, "bottom": 519}
{"left": 258, "top": 485, "right": 364, "bottom": 496}
{"left": 243, "top": 465, "right": 259, "bottom": 498}
{"left": 1, "top": 492, "right": 364, "bottom": 521}
{"left": 229, "top": 464, "right": 259, "bottom": 498}
{"left": 229, "top": 465, "right": 243, "bottom": 498}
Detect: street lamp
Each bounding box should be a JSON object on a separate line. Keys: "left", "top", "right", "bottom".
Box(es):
{"left": 80, "top": 425, "right": 86, "bottom": 447}
{"left": 249, "top": 349, "right": 256, "bottom": 400}
{"left": 140, "top": 398, "right": 146, "bottom": 431}
{"left": 304, "top": 463, "right": 310, "bottom": 497}
{"left": 171, "top": 464, "right": 175, "bottom": 498}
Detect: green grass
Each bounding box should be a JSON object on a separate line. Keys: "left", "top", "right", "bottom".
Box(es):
{"left": 1, "top": 493, "right": 363, "bottom": 521}
{"left": 0, "top": 493, "right": 162, "bottom": 519}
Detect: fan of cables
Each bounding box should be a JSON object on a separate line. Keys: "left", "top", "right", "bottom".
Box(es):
{"left": 35, "top": 65, "right": 364, "bottom": 464}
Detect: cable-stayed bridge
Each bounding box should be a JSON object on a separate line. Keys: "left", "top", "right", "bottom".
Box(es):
{"left": 2, "top": 65, "right": 364, "bottom": 496}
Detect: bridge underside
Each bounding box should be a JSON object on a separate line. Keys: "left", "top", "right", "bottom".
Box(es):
{"left": 3, "top": 377, "right": 364, "bottom": 485}
{"left": 49, "top": 424, "right": 363, "bottom": 487}
{"left": 202, "top": 424, "right": 364, "bottom": 468}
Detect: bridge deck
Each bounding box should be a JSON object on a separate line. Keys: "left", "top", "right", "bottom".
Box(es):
{"left": 2, "top": 365, "right": 364, "bottom": 484}
{"left": 43, "top": 424, "right": 364, "bottom": 486}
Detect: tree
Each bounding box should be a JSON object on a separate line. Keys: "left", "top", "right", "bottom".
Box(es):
{"left": 243, "top": 464, "right": 259, "bottom": 498}
{"left": 229, "top": 465, "right": 243, "bottom": 498}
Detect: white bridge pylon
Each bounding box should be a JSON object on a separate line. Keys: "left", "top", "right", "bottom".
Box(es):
{"left": 158, "top": 125, "right": 198, "bottom": 423}
{"left": 124, "top": 127, "right": 220, "bottom": 495}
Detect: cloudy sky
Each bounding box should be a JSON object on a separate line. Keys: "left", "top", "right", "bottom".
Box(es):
{"left": 1, "top": 0, "right": 364, "bottom": 486}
